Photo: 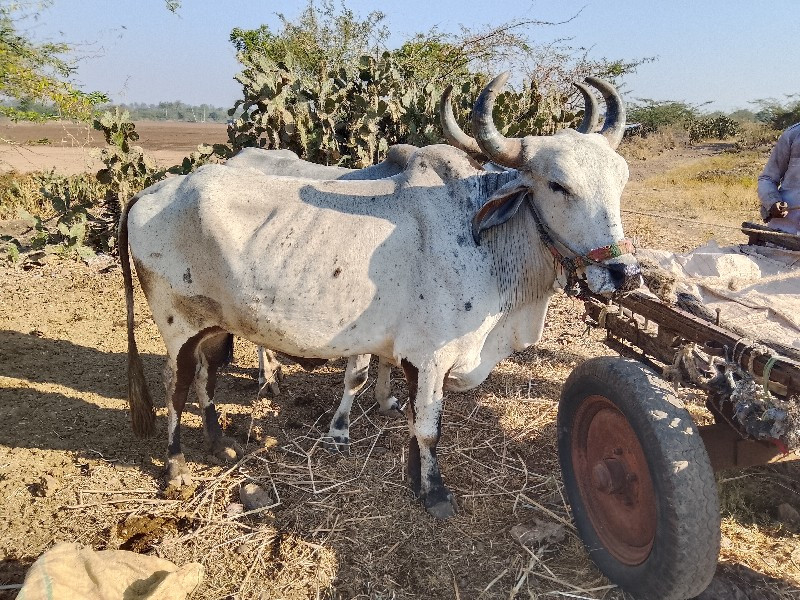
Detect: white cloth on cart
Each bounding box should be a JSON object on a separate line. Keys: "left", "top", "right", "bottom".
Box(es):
{"left": 637, "top": 240, "right": 800, "bottom": 351}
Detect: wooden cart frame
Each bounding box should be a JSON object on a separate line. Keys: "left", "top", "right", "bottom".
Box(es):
{"left": 582, "top": 287, "right": 800, "bottom": 470}
{"left": 556, "top": 227, "right": 800, "bottom": 600}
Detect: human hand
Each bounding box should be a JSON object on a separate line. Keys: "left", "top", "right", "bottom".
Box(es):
{"left": 768, "top": 201, "right": 789, "bottom": 219}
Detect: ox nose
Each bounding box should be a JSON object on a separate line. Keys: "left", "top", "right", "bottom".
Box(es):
{"left": 607, "top": 261, "right": 642, "bottom": 292}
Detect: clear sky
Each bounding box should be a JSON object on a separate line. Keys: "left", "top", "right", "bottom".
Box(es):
{"left": 22, "top": 0, "right": 800, "bottom": 113}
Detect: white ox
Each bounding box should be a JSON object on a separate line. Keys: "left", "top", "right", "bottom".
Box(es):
{"left": 227, "top": 144, "right": 416, "bottom": 181}
{"left": 120, "top": 73, "right": 639, "bottom": 518}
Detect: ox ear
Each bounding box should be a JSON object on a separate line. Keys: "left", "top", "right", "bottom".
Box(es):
{"left": 472, "top": 182, "right": 529, "bottom": 245}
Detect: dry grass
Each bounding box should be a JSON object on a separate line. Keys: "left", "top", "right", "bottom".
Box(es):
{"left": 620, "top": 145, "right": 769, "bottom": 252}
{"left": 641, "top": 151, "right": 763, "bottom": 212}
{"left": 0, "top": 172, "right": 53, "bottom": 218}
{"left": 145, "top": 314, "right": 633, "bottom": 600}
{"left": 734, "top": 122, "right": 782, "bottom": 151}
{"left": 2, "top": 130, "right": 800, "bottom": 599}
{"left": 0, "top": 170, "right": 103, "bottom": 219}
{"left": 618, "top": 126, "right": 682, "bottom": 162}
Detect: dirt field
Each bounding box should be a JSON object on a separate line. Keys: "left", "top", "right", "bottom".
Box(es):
{"left": 0, "top": 120, "right": 228, "bottom": 175}
{"left": 1, "top": 123, "right": 799, "bottom": 599}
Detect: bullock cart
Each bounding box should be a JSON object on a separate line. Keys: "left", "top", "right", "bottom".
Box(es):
{"left": 557, "top": 226, "right": 800, "bottom": 600}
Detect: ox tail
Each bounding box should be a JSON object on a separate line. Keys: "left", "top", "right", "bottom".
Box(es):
{"left": 119, "top": 193, "right": 156, "bottom": 438}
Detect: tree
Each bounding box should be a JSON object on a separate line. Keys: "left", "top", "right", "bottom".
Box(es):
{"left": 751, "top": 96, "right": 800, "bottom": 131}
{"left": 1, "top": 0, "right": 180, "bottom": 122}
{"left": 626, "top": 99, "right": 699, "bottom": 135}
{"left": 0, "top": 1, "right": 109, "bottom": 120}
{"left": 228, "top": 0, "right": 651, "bottom": 167}
{"left": 728, "top": 108, "right": 758, "bottom": 123}
{"left": 230, "top": 0, "right": 389, "bottom": 80}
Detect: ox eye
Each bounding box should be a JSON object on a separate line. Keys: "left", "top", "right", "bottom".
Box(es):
{"left": 548, "top": 181, "right": 569, "bottom": 195}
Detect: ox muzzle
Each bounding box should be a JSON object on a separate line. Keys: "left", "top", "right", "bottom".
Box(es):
{"left": 584, "top": 254, "right": 642, "bottom": 296}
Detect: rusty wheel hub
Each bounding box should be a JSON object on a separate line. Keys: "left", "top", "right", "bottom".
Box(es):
{"left": 571, "top": 395, "right": 656, "bottom": 565}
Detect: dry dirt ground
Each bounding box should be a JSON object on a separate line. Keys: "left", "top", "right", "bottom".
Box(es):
{"left": 1, "top": 124, "right": 799, "bottom": 599}
{"left": 0, "top": 121, "right": 229, "bottom": 175}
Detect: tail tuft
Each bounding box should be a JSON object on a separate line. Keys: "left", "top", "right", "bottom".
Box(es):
{"left": 128, "top": 344, "right": 156, "bottom": 438}
{"left": 222, "top": 333, "right": 235, "bottom": 366}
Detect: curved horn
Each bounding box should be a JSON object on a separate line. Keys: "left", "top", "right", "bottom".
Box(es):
{"left": 573, "top": 82, "right": 599, "bottom": 134}
{"left": 440, "top": 85, "right": 487, "bottom": 159}
{"left": 471, "top": 72, "right": 524, "bottom": 169}
{"left": 584, "top": 76, "right": 626, "bottom": 149}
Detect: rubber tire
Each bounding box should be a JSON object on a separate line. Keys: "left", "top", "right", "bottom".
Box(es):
{"left": 558, "top": 357, "right": 720, "bottom": 600}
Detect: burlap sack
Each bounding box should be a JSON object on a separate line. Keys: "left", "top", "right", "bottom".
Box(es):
{"left": 17, "top": 542, "right": 203, "bottom": 600}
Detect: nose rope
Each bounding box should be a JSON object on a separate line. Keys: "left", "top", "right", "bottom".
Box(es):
{"left": 525, "top": 199, "right": 635, "bottom": 295}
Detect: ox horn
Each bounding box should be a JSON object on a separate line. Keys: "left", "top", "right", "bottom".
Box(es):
{"left": 471, "top": 72, "right": 524, "bottom": 169}
{"left": 573, "top": 82, "right": 599, "bottom": 134}
{"left": 440, "top": 85, "right": 488, "bottom": 161}
{"left": 584, "top": 76, "right": 626, "bottom": 149}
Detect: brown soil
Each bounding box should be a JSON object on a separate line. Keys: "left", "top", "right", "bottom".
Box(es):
{"left": 0, "top": 120, "right": 228, "bottom": 175}
{"left": 1, "top": 125, "right": 798, "bottom": 599}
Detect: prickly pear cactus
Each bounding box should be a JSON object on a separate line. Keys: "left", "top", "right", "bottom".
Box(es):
{"left": 229, "top": 53, "right": 586, "bottom": 168}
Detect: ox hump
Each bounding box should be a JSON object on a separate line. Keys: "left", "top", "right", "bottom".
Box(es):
{"left": 402, "top": 145, "right": 483, "bottom": 186}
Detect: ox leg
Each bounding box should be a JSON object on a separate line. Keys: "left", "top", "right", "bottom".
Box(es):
{"left": 324, "top": 354, "right": 371, "bottom": 453}
{"left": 402, "top": 359, "right": 457, "bottom": 520}
{"left": 164, "top": 349, "right": 197, "bottom": 488}
{"left": 195, "top": 331, "right": 243, "bottom": 462}
{"left": 257, "top": 346, "right": 282, "bottom": 396}
{"left": 375, "top": 357, "right": 402, "bottom": 418}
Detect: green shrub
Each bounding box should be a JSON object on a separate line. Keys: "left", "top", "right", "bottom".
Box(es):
{"left": 228, "top": 53, "right": 582, "bottom": 168}
{"left": 0, "top": 170, "right": 102, "bottom": 219}
{"left": 627, "top": 100, "right": 698, "bottom": 137}
{"left": 685, "top": 115, "right": 740, "bottom": 144}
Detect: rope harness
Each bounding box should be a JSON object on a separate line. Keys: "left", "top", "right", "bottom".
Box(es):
{"left": 525, "top": 200, "right": 636, "bottom": 296}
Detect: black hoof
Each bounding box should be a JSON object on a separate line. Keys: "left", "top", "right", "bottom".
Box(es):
{"left": 421, "top": 483, "right": 458, "bottom": 519}
{"left": 424, "top": 492, "right": 459, "bottom": 520}
{"left": 210, "top": 436, "right": 242, "bottom": 462}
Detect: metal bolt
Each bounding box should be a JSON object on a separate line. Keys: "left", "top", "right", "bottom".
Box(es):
{"left": 592, "top": 462, "right": 613, "bottom": 494}
{"left": 592, "top": 459, "right": 627, "bottom": 494}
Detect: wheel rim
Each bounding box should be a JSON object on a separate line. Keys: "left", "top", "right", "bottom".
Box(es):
{"left": 570, "top": 394, "right": 657, "bottom": 566}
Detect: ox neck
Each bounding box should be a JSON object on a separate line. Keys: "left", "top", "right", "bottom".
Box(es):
{"left": 481, "top": 199, "right": 557, "bottom": 313}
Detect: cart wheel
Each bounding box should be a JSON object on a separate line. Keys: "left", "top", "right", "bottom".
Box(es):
{"left": 558, "top": 357, "right": 720, "bottom": 600}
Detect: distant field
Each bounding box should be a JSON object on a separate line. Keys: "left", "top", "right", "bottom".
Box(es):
{"left": 0, "top": 120, "right": 229, "bottom": 175}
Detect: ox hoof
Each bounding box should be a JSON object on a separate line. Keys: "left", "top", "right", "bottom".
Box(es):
{"left": 258, "top": 376, "right": 281, "bottom": 396}
{"left": 323, "top": 433, "right": 350, "bottom": 454}
{"left": 166, "top": 454, "right": 193, "bottom": 488}
{"left": 423, "top": 490, "right": 459, "bottom": 520}
{"left": 211, "top": 436, "right": 242, "bottom": 462}
{"left": 378, "top": 396, "right": 404, "bottom": 419}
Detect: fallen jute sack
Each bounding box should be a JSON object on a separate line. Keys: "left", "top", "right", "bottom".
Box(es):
{"left": 17, "top": 542, "right": 203, "bottom": 600}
